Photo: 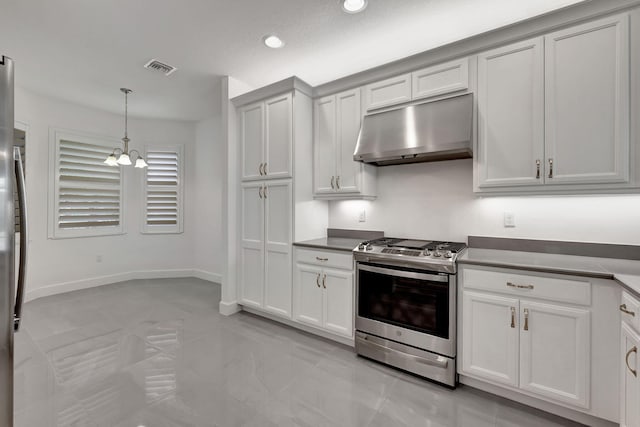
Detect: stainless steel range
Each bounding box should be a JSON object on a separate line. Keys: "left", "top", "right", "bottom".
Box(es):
{"left": 353, "top": 237, "right": 466, "bottom": 387}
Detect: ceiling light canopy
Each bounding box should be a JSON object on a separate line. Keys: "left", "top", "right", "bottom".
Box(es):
{"left": 103, "top": 88, "right": 148, "bottom": 169}
{"left": 342, "top": 0, "right": 368, "bottom": 13}
{"left": 263, "top": 35, "right": 285, "bottom": 49}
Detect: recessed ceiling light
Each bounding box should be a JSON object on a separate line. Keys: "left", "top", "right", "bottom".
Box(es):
{"left": 263, "top": 35, "right": 285, "bottom": 49}
{"left": 342, "top": 0, "right": 368, "bottom": 14}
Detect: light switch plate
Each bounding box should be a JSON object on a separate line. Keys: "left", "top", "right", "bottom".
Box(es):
{"left": 358, "top": 209, "right": 366, "bottom": 223}
{"left": 504, "top": 212, "right": 515, "bottom": 228}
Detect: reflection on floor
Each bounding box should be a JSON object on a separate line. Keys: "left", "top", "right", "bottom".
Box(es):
{"left": 14, "top": 278, "right": 582, "bottom": 426}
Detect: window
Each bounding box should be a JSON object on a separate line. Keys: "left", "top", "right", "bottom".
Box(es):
{"left": 49, "top": 129, "right": 123, "bottom": 238}
{"left": 142, "top": 145, "right": 184, "bottom": 234}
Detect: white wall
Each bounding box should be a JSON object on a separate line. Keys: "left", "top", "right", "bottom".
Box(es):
{"left": 193, "top": 115, "right": 224, "bottom": 281}
{"left": 329, "top": 159, "right": 640, "bottom": 245}
{"left": 15, "top": 87, "right": 200, "bottom": 299}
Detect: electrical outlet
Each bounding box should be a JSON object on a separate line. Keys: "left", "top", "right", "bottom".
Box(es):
{"left": 503, "top": 212, "right": 516, "bottom": 228}
{"left": 358, "top": 209, "right": 366, "bottom": 223}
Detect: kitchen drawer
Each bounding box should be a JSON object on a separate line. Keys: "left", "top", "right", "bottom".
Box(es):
{"left": 621, "top": 291, "right": 640, "bottom": 331}
{"left": 295, "top": 248, "right": 354, "bottom": 270}
{"left": 461, "top": 266, "right": 591, "bottom": 306}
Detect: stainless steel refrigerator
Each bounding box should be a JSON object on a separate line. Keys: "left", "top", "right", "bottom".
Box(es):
{"left": 0, "top": 55, "right": 27, "bottom": 427}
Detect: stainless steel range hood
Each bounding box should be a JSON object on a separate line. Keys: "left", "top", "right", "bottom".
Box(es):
{"left": 353, "top": 93, "right": 473, "bottom": 166}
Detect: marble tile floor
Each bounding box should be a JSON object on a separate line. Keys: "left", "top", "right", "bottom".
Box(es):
{"left": 13, "top": 278, "right": 583, "bottom": 427}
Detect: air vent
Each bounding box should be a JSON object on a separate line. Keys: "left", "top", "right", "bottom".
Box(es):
{"left": 144, "top": 59, "right": 177, "bottom": 76}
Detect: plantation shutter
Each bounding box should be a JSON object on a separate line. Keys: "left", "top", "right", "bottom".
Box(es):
{"left": 50, "top": 130, "right": 123, "bottom": 238}
{"left": 143, "top": 146, "right": 183, "bottom": 233}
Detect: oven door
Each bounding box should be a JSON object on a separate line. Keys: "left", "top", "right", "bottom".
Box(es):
{"left": 355, "top": 262, "right": 456, "bottom": 357}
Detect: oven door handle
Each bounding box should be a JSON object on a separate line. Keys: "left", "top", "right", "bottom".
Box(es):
{"left": 357, "top": 263, "right": 449, "bottom": 283}
{"left": 357, "top": 333, "right": 449, "bottom": 368}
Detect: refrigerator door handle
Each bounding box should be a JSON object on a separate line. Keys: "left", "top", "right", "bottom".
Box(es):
{"left": 13, "top": 146, "right": 26, "bottom": 332}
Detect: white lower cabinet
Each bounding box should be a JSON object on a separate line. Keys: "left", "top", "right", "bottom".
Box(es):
{"left": 294, "top": 248, "right": 354, "bottom": 339}
{"left": 460, "top": 265, "right": 594, "bottom": 413}
{"left": 621, "top": 292, "right": 640, "bottom": 427}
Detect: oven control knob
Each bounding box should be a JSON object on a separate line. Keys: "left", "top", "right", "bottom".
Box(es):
{"left": 365, "top": 243, "right": 372, "bottom": 251}
{"left": 433, "top": 251, "right": 442, "bottom": 257}
{"left": 444, "top": 251, "right": 453, "bottom": 259}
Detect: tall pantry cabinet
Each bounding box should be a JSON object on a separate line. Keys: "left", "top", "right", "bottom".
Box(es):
{"left": 234, "top": 78, "right": 326, "bottom": 319}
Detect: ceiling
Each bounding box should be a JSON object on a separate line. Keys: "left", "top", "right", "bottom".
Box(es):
{"left": 1, "top": 0, "right": 587, "bottom": 122}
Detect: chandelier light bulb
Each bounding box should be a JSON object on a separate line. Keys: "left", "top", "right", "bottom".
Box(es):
{"left": 135, "top": 158, "right": 148, "bottom": 168}
{"left": 117, "top": 153, "right": 132, "bottom": 165}
{"left": 104, "top": 154, "right": 118, "bottom": 166}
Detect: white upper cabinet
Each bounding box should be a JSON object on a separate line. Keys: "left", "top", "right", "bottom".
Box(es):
{"left": 313, "top": 88, "right": 376, "bottom": 199}
{"left": 363, "top": 73, "right": 412, "bottom": 111}
{"left": 545, "top": 14, "right": 630, "bottom": 185}
{"left": 475, "top": 13, "right": 633, "bottom": 193}
{"left": 412, "top": 58, "right": 469, "bottom": 100}
{"left": 240, "top": 93, "right": 292, "bottom": 181}
{"left": 476, "top": 37, "right": 544, "bottom": 188}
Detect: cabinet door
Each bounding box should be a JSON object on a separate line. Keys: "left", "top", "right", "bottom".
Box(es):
{"left": 239, "top": 182, "right": 264, "bottom": 308}
{"left": 412, "top": 58, "right": 469, "bottom": 100}
{"left": 323, "top": 268, "right": 354, "bottom": 337}
{"left": 477, "top": 38, "right": 544, "bottom": 188}
{"left": 294, "top": 264, "right": 323, "bottom": 328}
{"left": 240, "top": 102, "right": 264, "bottom": 181}
{"left": 621, "top": 323, "right": 640, "bottom": 427}
{"left": 461, "top": 291, "right": 519, "bottom": 387}
{"left": 264, "top": 93, "right": 292, "bottom": 179}
{"left": 263, "top": 180, "right": 292, "bottom": 318}
{"left": 313, "top": 96, "right": 337, "bottom": 194}
{"left": 363, "top": 73, "right": 412, "bottom": 111}
{"left": 336, "top": 89, "right": 362, "bottom": 194}
{"left": 519, "top": 301, "right": 590, "bottom": 408}
{"left": 545, "top": 14, "right": 630, "bottom": 185}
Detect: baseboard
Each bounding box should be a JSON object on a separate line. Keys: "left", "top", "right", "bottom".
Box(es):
{"left": 219, "top": 300, "right": 240, "bottom": 316}
{"left": 25, "top": 269, "right": 222, "bottom": 302}
{"left": 192, "top": 269, "right": 222, "bottom": 284}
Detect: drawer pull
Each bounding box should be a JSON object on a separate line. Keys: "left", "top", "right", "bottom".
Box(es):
{"left": 315, "top": 257, "right": 328, "bottom": 262}
{"left": 322, "top": 274, "right": 327, "bottom": 289}
{"left": 510, "top": 307, "right": 515, "bottom": 328}
{"left": 316, "top": 273, "right": 321, "bottom": 288}
{"left": 330, "top": 176, "right": 335, "bottom": 190}
{"left": 523, "top": 308, "right": 529, "bottom": 331}
{"left": 626, "top": 346, "right": 637, "bottom": 378}
{"left": 507, "top": 282, "right": 534, "bottom": 290}
{"left": 620, "top": 304, "right": 636, "bottom": 317}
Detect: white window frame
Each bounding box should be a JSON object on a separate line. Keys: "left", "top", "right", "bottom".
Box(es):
{"left": 141, "top": 144, "right": 184, "bottom": 234}
{"left": 48, "top": 128, "right": 125, "bottom": 239}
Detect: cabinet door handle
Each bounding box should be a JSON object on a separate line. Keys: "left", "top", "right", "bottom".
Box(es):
{"left": 259, "top": 163, "right": 264, "bottom": 176}
{"left": 322, "top": 274, "right": 326, "bottom": 289}
{"left": 510, "top": 307, "right": 516, "bottom": 328}
{"left": 330, "top": 176, "right": 335, "bottom": 190}
{"left": 507, "top": 282, "right": 534, "bottom": 290}
{"left": 263, "top": 185, "right": 267, "bottom": 199}
{"left": 315, "top": 257, "right": 328, "bottom": 262}
{"left": 336, "top": 176, "right": 341, "bottom": 190}
{"left": 620, "top": 304, "right": 636, "bottom": 317}
{"left": 316, "top": 273, "right": 321, "bottom": 288}
{"left": 259, "top": 186, "right": 263, "bottom": 199}
{"left": 548, "top": 158, "right": 553, "bottom": 179}
{"left": 523, "top": 308, "right": 529, "bottom": 331}
{"left": 536, "top": 159, "right": 541, "bottom": 179}
{"left": 264, "top": 162, "right": 267, "bottom": 175}
{"left": 626, "top": 346, "right": 637, "bottom": 377}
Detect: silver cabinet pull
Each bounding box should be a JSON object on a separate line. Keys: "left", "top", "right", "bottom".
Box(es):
{"left": 322, "top": 274, "right": 326, "bottom": 289}
{"left": 506, "top": 282, "right": 534, "bottom": 290}
{"left": 548, "top": 158, "right": 553, "bottom": 179}
{"left": 330, "top": 176, "right": 335, "bottom": 190}
{"left": 536, "top": 159, "right": 541, "bottom": 179}
{"left": 620, "top": 304, "right": 636, "bottom": 317}
{"left": 264, "top": 162, "right": 267, "bottom": 175}
{"left": 259, "top": 163, "right": 264, "bottom": 176}
{"left": 315, "top": 257, "right": 328, "bottom": 262}
{"left": 259, "top": 186, "right": 263, "bottom": 199}
{"left": 523, "top": 308, "right": 529, "bottom": 331}
{"left": 316, "top": 273, "right": 321, "bottom": 288}
{"left": 13, "top": 147, "right": 27, "bottom": 332}
{"left": 336, "top": 176, "right": 341, "bottom": 190}
{"left": 263, "top": 185, "right": 267, "bottom": 199}
{"left": 510, "top": 307, "right": 515, "bottom": 328}
{"left": 626, "top": 346, "right": 637, "bottom": 377}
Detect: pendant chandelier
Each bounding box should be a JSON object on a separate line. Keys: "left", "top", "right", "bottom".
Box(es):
{"left": 104, "top": 88, "right": 148, "bottom": 168}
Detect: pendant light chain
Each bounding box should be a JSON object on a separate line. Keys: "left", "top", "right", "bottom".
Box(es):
{"left": 103, "top": 88, "right": 148, "bottom": 168}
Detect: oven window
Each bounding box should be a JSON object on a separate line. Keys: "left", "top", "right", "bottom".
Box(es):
{"left": 358, "top": 267, "right": 449, "bottom": 338}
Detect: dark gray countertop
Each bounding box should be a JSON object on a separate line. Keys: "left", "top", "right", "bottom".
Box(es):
{"left": 293, "top": 237, "right": 361, "bottom": 253}
{"left": 458, "top": 248, "right": 640, "bottom": 299}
